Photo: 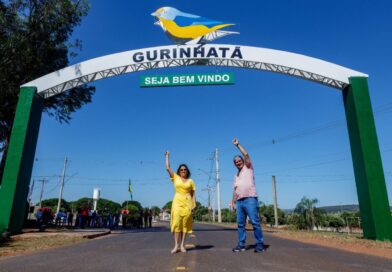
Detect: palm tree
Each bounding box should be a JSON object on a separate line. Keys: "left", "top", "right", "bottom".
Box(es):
{"left": 294, "top": 196, "right": 319, "bottom": 230}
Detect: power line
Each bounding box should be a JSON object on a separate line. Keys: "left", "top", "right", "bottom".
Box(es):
{"left": 219, "top": 100, "right": 392, "bottom": 153}
{"left": 256, "top": 158, "right": 349, "bottom": 176}
{"left": 31, "top": 144, "right": 392, "bottom": 189}
{"left": 45, "top": 180, "right": 62, "bottom": 195}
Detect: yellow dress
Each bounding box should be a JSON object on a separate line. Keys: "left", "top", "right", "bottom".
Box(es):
{"left": 170, "top": 173, "right": 196, "bottom": 233}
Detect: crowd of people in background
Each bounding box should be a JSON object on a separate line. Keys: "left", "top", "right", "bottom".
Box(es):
{"left": 74, "top": 207, "right": 120, "bottom": 229}
{"left": 121, "top": 208, "right": 153, "bottom": 229}
{"left": 36, "top": 207, "right": 54, "bottom": 230}
{"left": 35, "top": 206, "right": 154, "bottom": 230}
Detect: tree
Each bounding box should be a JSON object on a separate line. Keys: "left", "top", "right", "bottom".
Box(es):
{"left": 40, "top": 198, "right": 70, "bottom": 211}
{"left": 294, "top": 196, "right": 319, "bottom": 230}
{"left": 0, "top": 0, "right": 95, "bottom": 181}
{"left": 162, "top": 201, "right": 172, "bottom": 212}
{"left": 259, "top": 204, "right": 287, "bottom": 226}
{"left": 120, "top": 204, "right": 142, "bottom": 228}
{"left": 123, "top": 204, "right": 141, "bottom": 221}
{"left": 340, "top": 211, "right": 360, "bottom": 228}
{"left": 221, "top": 208, "right": 236, "bottom": 223}
{"left": 192, "top": 202, "right": 208, "bottom": 221}
{"left": 324, "top": 214, "right": 345, "bottom": 230}
{"left": 313, "top": 208, "right": 326, "bottom": 229}
{"left": 287, "top": 213, "right": 307, "bottom": 230}
{"left": 69, "top": 197, "right": 93, "bottom": 211}
{"left": 70, "top": 197, "right": 121, "bottom": 213}
{"left": 96, "top": 198, "right": 121, "bottom": 213}
{"left": 121, "top": 200, "right": 143, "bottom": 211}
{"left": 150, "top": 206, "right": 161, "bottom": 216}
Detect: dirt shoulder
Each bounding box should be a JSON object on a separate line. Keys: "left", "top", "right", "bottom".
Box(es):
{"left": 269, "top": 229, "right": 392, "bottom": 260}
{"left": 0, "top": 229, "right": 109, "bottom": 259}
{"left": 197, "top": 221, "right": 392, "bottom": 260}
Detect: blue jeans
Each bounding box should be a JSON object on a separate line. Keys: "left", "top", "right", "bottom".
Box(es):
{"left": 236, "top": 197, "right": 264, "bottom": 248}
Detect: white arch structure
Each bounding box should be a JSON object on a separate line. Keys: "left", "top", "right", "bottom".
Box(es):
{"left": 4, "top": 43, "right": 392, "bottom": 242}
{"left": 22, "top": 44, "right": 367, "bottom": 98}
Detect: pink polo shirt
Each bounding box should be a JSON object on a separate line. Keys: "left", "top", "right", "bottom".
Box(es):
{"left": 233, "top": 163, "right": 257, "bottom": 200}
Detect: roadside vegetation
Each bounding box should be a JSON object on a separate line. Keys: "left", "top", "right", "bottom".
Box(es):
{"left": 163, "top": 196, "right": 363, "bottom": 234}
{"left": 28, "top": 195, "right": 365, "bottom": 235}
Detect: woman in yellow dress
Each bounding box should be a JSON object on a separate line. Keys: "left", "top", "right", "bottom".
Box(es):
{"left": 165, "top": 151, "right": 196, "bottom": 253}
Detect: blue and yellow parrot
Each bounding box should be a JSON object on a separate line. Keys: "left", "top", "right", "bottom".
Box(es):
{"left": 151, "top": 7, "right": 238, "bottom": 44}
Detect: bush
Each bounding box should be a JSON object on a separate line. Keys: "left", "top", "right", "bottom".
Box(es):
{"left": 221, "top": 208, "right": 236, "bottom": 223}
{"left": 325, "top": 214, "right": 345, "bottom": 229}
{"left": 259, "top": 204, "right": 287, "bottom": 226}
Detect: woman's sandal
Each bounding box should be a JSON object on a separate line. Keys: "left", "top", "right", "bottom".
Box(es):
{"left": 171, "top": 247, "right": 179, "bottom": 254}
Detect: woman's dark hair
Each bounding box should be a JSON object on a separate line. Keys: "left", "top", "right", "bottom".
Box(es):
{"left": 177, "top": 164, "right": 191, "bottom": 178}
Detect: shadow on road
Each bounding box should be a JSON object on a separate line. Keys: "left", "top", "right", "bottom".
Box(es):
{"left": 111, "top": 224, "right": 239, "bottom": 235}
{"left": 192, "top": 228, "right": 236, "bottom": 232}
{"left": 187, "top": 245, "right": 214, "bottom": 251}
{"left": 111, "top": 227, "right": 169, "bottom": 234}
{"left": 246, "top": 244, "right": 270, "bottom": 250}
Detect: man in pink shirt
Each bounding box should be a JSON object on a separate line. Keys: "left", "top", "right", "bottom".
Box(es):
{"left": 231, "top": 138, "right": 265, "bottom": 253}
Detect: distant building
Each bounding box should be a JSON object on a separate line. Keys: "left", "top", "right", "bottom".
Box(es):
{"left": 160, "top": 210, "right": 170, "bottom": 221}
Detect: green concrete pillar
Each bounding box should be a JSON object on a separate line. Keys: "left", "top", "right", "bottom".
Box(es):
{"left": 0, "top": 87, "right": 43, "bottom": 235}
{"left": 343, "top": 77, "right": 392, "bottom": 241}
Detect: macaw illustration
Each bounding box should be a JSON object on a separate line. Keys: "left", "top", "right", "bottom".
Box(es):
{"left": 151, "top": 7, "right": 239, "bottom": 45}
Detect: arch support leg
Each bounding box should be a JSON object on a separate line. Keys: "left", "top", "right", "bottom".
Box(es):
{"left": 0, "top": 87, "right": 43, "bottom": 235}
{"left": 343, "top": 77, "right": 392, "bottom": 240}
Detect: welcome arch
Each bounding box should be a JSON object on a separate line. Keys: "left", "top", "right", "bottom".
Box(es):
{"left": 1, "top": 44, "right": 391, "bottom": 240}
{"left": 22, "top": 44, "right": 366, "bottom": 96}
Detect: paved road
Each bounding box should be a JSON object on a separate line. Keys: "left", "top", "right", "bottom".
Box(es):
{"left": 1, "top": 222, "right": 391, "bottom": 272}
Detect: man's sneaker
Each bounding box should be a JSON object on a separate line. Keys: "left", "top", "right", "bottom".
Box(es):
{"left": 254, "top": 246, "right": 266, "bottom": 253}
{"left": 232, "top": 246, "right": 246, "bottom": 252}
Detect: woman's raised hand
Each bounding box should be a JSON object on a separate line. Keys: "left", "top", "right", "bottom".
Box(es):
{"left": 165, "top": 151, "right": 174, "bottom": 177}
{"left": 232, "top": 138, "right": 239, "bottom": 146}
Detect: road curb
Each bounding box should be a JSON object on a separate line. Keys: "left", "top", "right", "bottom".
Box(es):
{"left": 83, "top": 230, "right": 111, "bottom": 239}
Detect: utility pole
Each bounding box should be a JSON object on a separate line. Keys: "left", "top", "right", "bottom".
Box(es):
{"left": 38, "top": 179, "right": 48, "bottom": 208}
{"left": 199, "top": 166, "right": 214, "bottom": 222}
{"left": 202, "top": 186, "right": 212, "bottom": 221}
{"left": 207, "top": 186, "right": 211, "bottom": 213}
{"left": 211, "top": 187, "right": 215, "bottom": 222}
{"left": 272, "top": 175, "right": 279, "bottom": 227}
{"left": 56, "top": 156, "right": 68, "bottom": 215}
{"left": 215, "top": 148, "right": 222, "bottom": 223}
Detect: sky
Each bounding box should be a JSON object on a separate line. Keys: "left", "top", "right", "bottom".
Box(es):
{"left": 29, "top": 0, "right": 392, "bottom": 210}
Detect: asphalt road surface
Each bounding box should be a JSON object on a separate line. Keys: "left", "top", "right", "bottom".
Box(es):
{"left": 1, "top": 222, "right": 391, "bottom": 272}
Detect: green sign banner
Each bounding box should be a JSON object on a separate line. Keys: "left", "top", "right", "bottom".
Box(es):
{"left": 140, "top": 73, "right": 234, "bottom": 87}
